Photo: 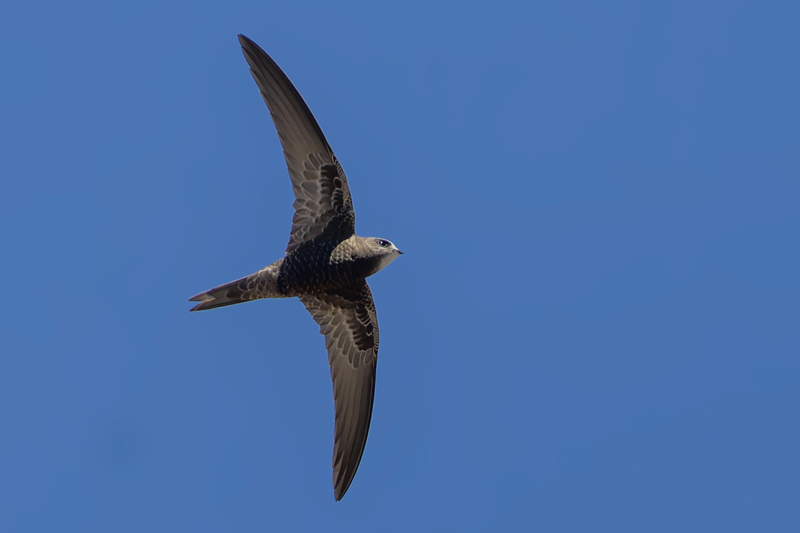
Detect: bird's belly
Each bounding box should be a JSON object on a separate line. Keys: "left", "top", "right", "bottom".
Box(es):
{"left": 277, "top": 253, "right": 356, "bottom": 296}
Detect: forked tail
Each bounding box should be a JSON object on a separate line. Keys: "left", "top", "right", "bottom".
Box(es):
{"left": 189, "top": 261, "right": 283, "bottom": 311}
{"left": 189, "top": 275, "right": 255, "bottom": 311}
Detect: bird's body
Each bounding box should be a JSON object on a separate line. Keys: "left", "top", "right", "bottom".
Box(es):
{"left": 189, "top": 35, "right": 401, "bottom": 501}
{"left": 192, "top": 235, "right": 398, "bottom": 306}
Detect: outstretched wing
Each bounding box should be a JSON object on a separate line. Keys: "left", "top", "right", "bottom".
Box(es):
{"left": 299, "top": 280, "right": 379, "bottom": 500}
{"left": 238, "top": 34, "right": 356, "bottom": 253}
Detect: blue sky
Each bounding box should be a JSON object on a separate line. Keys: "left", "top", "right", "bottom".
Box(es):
{"left": 2, "top": 0, "right": 799, "bottom": 531}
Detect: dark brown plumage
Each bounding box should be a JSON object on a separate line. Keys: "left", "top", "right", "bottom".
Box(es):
{"left": 189, "top": 34, "right": 402, "bottom": 500}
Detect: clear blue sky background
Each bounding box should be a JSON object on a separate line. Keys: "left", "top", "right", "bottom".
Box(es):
{"left": 2, "top": 1, "right": 798, "bottom": 531}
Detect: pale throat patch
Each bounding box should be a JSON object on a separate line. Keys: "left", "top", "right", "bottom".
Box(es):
{"left": 376, "top": 253, "right": 398, "bottom": 272}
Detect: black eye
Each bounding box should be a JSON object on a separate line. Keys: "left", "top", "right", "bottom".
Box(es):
{"left": 378, "top": 239, "right": 390, "bottom": 247}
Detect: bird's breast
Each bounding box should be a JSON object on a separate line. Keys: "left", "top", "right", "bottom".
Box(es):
{"left": 277, "top": 240, "right": 372, "bottom": 295}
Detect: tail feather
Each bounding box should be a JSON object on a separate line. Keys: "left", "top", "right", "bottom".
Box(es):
{"left": 189, "top": 276, "right": 253, "bottom": 311}
{"left": 190, "top": 261, "right": 283, "bottom": 312}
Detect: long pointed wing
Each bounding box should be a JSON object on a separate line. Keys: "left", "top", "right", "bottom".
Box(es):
{"left": 238, "top": 34, "right": 355, "bottom": 253}
{"left": 299, "top": 281, "right": 379, "bottom": 500}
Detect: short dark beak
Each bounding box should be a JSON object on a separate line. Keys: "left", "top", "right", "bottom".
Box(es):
{"left": 397, "top": 250, "right": 404, "bottom": 255}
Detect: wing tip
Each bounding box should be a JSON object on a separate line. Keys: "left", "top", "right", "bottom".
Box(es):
{"left": 333, "top": 476, "right": 353, "bottom": 501}
{"left": 238, "top": 33, "right": 265, "bottom": 58}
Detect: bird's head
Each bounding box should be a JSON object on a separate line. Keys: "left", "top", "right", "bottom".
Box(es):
{"left": 367, "top": 237, "right": 403, "bottom": 272}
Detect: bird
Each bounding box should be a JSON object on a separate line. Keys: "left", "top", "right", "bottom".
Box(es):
{"left": 189, "top": 34, "right": 402, "bottom": 500}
